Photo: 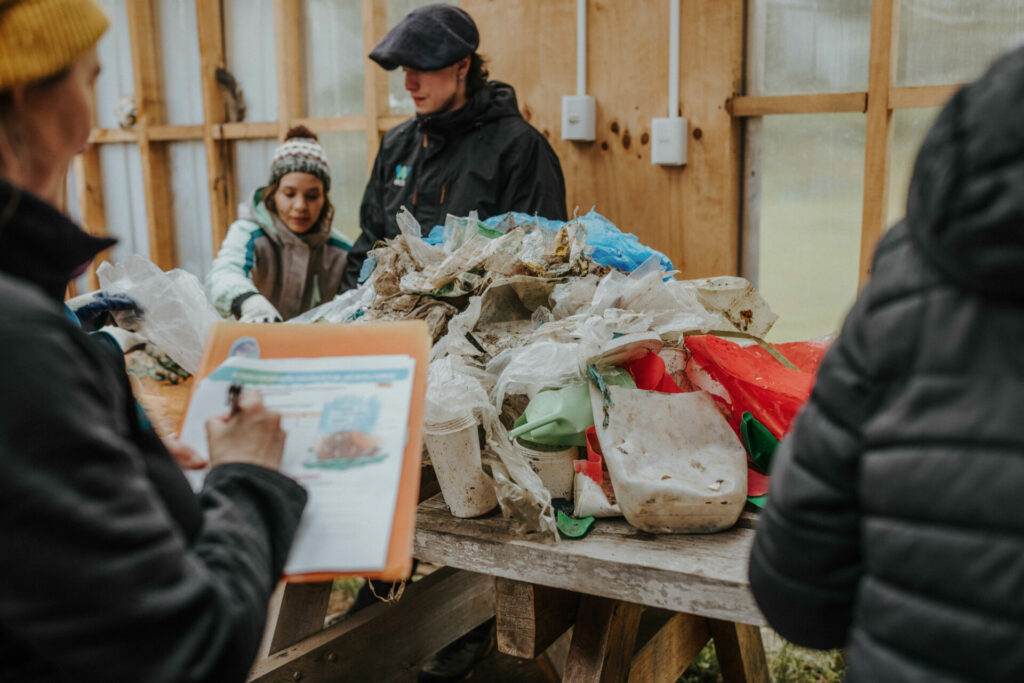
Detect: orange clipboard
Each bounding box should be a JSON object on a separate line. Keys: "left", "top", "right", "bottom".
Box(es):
{"left": 183, "top": 320, "right": 430, "bottom": 582}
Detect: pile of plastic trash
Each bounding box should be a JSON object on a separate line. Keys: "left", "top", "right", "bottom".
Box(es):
{"left": 291, "top": 206, "right": 833, "bottom": 539}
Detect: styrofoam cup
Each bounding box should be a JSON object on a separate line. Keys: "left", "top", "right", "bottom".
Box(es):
{"left": 424, "top": 414, "right": 497, "bottom": 518}
{"left": 514, "top": 439, "right": 578, "bottom": 499}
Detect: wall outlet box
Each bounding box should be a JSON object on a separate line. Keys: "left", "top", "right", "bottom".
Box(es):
{"left": 651, "top": 116, "right": 687, "bottom": 166}
{"left": 561, "top": 94, "right": 596, "bottom": 141}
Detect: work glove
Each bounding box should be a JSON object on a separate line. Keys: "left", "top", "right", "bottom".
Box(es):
{"left": 97, "top": 325, "right": 148, "bottom": 353}
{"left": 66, "top": 290, "right": 143, "bottom": 332}
{"left": 238, "top": 294, "right": 283, "bottom": 323}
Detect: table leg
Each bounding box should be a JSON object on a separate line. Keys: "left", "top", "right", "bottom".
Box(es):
{"left": 709, "top": 619, "right": 769, "bottom": 683}
{"left": 258, "top": 580, "right": 334, "bottom": 657}
{"left": 562, "top": 595, "right": 644, "bottom": 683}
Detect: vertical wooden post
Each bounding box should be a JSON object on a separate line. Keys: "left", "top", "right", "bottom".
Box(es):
{"left": 361, "top": 0, "right": 388, "bottom": 172}
{"left": 709, "top": 619, "right": 769, "bottom": 683}
{"left": 196, "top": 0, "right": 237, "bottom": 250}
{"left": 562, "top": 596, "right": 644, "bottom": 683}
{"left": 125, "top": 0, "right": 177, "bottom": 270}
{"left": 274, "top": 0, "right": 302, "bottom": 140}
{"left": 859, "top": 0, "right": 900, "bottom": 286}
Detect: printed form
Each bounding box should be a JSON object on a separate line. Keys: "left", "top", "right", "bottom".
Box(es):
{"left": 180, "top": 355, "right": 415, "bottom": 574}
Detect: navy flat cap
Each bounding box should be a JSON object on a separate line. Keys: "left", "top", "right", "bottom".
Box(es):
{"left": 369, "top": 3, "right": 479, "bottom": 71}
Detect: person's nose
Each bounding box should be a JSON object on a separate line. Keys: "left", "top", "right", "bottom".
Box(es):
{"left": 405, "top": 70, "right": 418, "bottom": 92}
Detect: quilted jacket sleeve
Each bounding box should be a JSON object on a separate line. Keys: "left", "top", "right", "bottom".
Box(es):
{"left": 207, "top": 220, "right": 263, "bottom": 317}
{"left": 748, "top": 285, "right": 876, "bottom": 649}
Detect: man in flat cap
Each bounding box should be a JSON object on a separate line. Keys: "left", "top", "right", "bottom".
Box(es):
{"left": 340, "top": 2, "right": 568, "bottom": 291}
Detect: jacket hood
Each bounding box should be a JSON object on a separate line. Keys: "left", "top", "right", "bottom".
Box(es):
{"left": 0, "top": 179, "right": 117, "bottom": 301}
{"left": 417, "top": 80, "right": 521, "bottom": 135}
{"left": 906, "top": 46, "right": 1024, "bottom": 299}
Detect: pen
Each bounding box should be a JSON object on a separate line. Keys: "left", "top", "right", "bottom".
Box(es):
{"left": 227, "top": 383, "right": 243, "bottom": 417}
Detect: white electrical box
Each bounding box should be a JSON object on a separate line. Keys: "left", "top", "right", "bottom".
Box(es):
{"left": 651, "top": 116, "right": 687, "bottom": 166}
{"left": 561, "top": 94, "right": 596, "bottom": 141}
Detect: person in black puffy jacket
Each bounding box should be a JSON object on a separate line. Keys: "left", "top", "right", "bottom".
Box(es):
{"left": 748, "top": 45, "right": 1024, "bottom": 682}
{"left": 340, "top": 3, "right": 567, "bottom": 291}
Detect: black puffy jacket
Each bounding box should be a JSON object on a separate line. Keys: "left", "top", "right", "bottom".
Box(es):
{"left": 749, "top": 47, "right": 1024, "bottom": 682}
{"left": 341, "top": 80, "right": 567, "bottom": 290}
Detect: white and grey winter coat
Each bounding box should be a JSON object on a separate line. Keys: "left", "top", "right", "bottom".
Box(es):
{"left": 207, "top": 188, "right": 351, "bottom": 320}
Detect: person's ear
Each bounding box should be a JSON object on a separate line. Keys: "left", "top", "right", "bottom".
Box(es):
{"left": 456, "top": 57, "right": 470, "bottom": 82}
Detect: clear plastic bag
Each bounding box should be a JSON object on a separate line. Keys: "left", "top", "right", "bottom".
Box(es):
{"left": 97, "top": 255, "right": 219, "bottom": 374}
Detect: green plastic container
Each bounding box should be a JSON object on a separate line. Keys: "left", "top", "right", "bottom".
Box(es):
{"left": 508, "top": 367, "right": 636, "bottom": 446}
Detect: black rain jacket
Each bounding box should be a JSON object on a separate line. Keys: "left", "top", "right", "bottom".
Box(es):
{"left": 0, "top": 179, "right": 307, "bottom": 682}
{"left": 748, "top": 47, "right": 1024, "bottom": 682}
{"left": 341, "top": 80, "right": 567, "bottom": 290}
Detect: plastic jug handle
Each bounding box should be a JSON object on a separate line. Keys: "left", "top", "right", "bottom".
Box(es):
{"left": 508, "top": 412, "right": 561, "bottom": 440}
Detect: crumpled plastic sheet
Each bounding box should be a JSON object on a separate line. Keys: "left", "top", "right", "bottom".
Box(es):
{"left": 290, "top": 280, "right": 376, "bottom": 323}
{"left": 428, "top": 356, "right": 557, "bottom": 538}
{"left": 97, "top": 255, "right": 219, "bottom": 374}
{"left": 425, "top": 209, "right": 674, "bottom": 273}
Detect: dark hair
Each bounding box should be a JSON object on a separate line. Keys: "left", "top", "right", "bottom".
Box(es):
{"left": 466, "top": 53, "right": 488, "bottom": 97}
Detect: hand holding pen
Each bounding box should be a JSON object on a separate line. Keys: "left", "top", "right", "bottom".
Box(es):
{"left": 205, "top": 383, "right": 286, "bottom": 470}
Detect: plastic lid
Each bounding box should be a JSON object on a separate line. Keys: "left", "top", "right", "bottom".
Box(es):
{"left": 585, "top": 332, "right": 663, "bottom": 368}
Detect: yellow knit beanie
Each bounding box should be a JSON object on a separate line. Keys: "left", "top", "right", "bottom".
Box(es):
{"left": 0, "top": 0, "right": 109, "bottom": 92}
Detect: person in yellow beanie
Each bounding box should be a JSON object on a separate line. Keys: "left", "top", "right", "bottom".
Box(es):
{"left": 0, "top": 3, "right": 309, "bottom": 681}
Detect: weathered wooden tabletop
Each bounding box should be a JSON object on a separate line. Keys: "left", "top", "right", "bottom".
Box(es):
{"left": 414, "top": 494, "right": 765, "bottom": 627}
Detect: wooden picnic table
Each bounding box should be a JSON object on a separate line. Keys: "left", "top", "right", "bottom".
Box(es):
{"left": 131, "top": 373, "right": 768, "bottom": 682}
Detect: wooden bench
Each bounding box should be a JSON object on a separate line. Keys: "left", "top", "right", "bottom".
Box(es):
{"left": 250, "top": 494, "right": 767, "bottom": 682}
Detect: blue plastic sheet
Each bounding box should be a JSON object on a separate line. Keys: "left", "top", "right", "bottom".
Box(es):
{"left": 424, "top": 210, "right": 674, "bottom": 273}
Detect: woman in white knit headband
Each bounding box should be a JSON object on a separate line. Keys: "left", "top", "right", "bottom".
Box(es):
{"left": 207, "top": 125, "right": 352, "bottom": 322}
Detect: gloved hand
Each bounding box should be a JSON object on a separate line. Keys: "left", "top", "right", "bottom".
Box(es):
{"left": 238, "top": 294, "right": 282, "bottom": 323}
{"left": 97, "top": 325, "right": 147, "bottom": 353}
{"left": 139, "top": 343, "right": 191, "bottom": 383}
{"left": 66, "top": 290, "right": 143, "bottom": 332}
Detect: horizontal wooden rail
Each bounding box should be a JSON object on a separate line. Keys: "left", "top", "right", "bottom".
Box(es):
{"left": 889, "top": 83, "right": 961, "bottom": 109}
{"left": 730, "top": 82, "right": 964, "bottom": 118}
{"left": 729, "top": 92, "right": 866, "bottom": 116}
{"left": 294, "top": 115, "right": 367, "bottom": 132}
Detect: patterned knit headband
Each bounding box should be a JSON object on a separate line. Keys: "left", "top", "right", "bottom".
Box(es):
{"left": 269, "top": 127, "right": 331, "bottom": 192}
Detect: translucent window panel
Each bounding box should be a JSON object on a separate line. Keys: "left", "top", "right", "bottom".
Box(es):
{"left": 94, "top": 0, "right": 134, "bottom": 130}
{"left": 746, "top": 0, "right": 870, "bottom": 96}
{"left": 887, "top": 107, "right": 941, "bottom": 226}
{"left": 233, "top": 139, "right": 278, "bottom": 209}
{"left": 224, "top": 0, "right": 277, "bottom": 122}
{"left": 168, "top": 143, "right": 213, "bottom": 278}
{"left": 897, "top": 1, "right": 1024, "bottom": 87}
{"left": 387, "top": 0, "right": 460, "bottom": 114}
{"left": 304, "top": 0, "right": 365, "bottom": 118}
{"left": 99, "top": 144, "right": 149, "bottom": 263}
{"left": 155, "top": 0, "right": 203, "bottom": 125}
{"left": 749, "top": 114, "right": 865, "bottom": 342}
{"left": 319, "top": 132, "right": 369, "bottom": 243}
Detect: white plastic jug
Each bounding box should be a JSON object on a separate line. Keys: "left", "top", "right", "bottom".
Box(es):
{"left": 589, "top": 385, "right": 747, "bottom": 533}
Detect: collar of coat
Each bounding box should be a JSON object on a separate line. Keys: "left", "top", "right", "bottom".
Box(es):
{"left": 0, "top": 178, "right": 117, "bottom": 301}
{"left": 415, "top": 80, "right": 521, "bottom": 137}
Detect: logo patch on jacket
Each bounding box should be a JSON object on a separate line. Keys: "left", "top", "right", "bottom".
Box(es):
{"left": 394, "top": 164, "right": 410, "bottom": 187}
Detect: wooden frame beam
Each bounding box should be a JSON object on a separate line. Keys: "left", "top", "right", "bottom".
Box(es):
{"left": 859, "top": 0, "right": 900, "bottom": 286}
{"left": 730, "top": 92, "right": 867, "bottom": 116}
{"left": 889, "top": 83, "right": 960, "bottom": 109}
{"left": 196, "top": 0, "right": 237, "bottom": 250}
{"left": 273, "top": 0, "right": 302, "bottom": 140}
{"left": 361, "top": 0, "right": 389, "bottom": 172}
{"left": 125, "top": 0, "right": 176, "bottom": 271}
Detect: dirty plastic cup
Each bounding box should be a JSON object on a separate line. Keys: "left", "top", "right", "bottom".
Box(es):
{"left": 514, "top": 438, "right": 578, "bottom": 499}
{"left": 424, "top": 414, "right": 497, "bottom": 518}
